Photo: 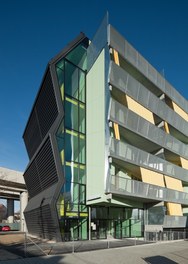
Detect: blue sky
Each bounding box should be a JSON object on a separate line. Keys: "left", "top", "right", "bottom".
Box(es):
{"left": 0, "top": 0, "right": 188, "bottom": 173}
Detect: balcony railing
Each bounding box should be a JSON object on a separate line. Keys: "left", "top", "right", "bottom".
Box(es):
{"left": 110, "top": 138, "right": 188, "bottom": 183}
{"left": 109, "top": 175, "right": 188, "bottom": 205}
{"left": 109, "top": 61, "right": 188, "bottom": 139}
{"left": 109, "top": 25, "right": 188, "bottom": 114}
{"left": 110, "top": 99, "right": 188, "bottom": 159}
{"left": 163, "top": 215, "right": 187, "bottom": 228}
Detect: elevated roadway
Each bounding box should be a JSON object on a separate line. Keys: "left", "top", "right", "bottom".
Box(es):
{"left": 0, "top": 167, "right": 28, "bottom": 231}
{"left": 0, "top": 167, "right": 26, "bottom": 200}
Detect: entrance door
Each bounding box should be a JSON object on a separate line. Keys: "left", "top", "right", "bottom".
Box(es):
{"left": 114, "top": 220, "right": 122, "bottom": 239}
{"left": 91, "top": 220, "right": 107, "bottom": 239}
{"left": 64, "top": 219, "right": 79, "bottom": 241}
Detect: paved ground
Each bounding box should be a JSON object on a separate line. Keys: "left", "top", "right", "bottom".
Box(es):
{"left": 1, "top": 240, "right": 188, "bottom": 264}
{"left": 0, "top": 233, "right": 25, "bottom": 245}
{"left": 0, "top": 233, "right": 152, "bottom": 258}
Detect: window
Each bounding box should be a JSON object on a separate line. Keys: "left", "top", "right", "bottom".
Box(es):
{"left": 65, "top": 61, "right": 79, "bottom": 99}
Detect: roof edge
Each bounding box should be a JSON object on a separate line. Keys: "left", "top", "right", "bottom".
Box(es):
{"left": 49, "top": 32, "right": 87, "bottom": 65}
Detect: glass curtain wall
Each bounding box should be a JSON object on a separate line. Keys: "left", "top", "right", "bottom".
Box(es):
{"left": 91, "top": 207, "right": 144, "bottom": 239}
{"left": 55, "top": 42, "right": 88, "bottom": 241}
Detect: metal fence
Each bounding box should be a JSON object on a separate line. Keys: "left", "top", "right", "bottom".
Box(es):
{"left": 144, "top": 231, "right": 187, "bottom": 242}
{"left": 1, "top": 230, "right": 188, "bottom": 261}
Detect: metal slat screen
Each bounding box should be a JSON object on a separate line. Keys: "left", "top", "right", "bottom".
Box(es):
{"left": 23, "top": 69, "right": 58, "bottom": 159}
{"left": 24, "top": 137, "right": 58, "bottom": 198}
{"left": 24, "top": 204, "right": 56, "bottom": 240}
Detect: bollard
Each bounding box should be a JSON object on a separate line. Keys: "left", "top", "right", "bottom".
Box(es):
{"left": 72, "top": 236, "right": 74, "bottom": 254}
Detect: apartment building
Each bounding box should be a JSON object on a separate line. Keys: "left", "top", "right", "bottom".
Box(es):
{"left": 23, "top": 15, "right": 188, "bottom": 241}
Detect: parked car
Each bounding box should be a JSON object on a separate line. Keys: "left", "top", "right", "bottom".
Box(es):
{"left": 2, "top": 225, "right": 11, "bottom": 231}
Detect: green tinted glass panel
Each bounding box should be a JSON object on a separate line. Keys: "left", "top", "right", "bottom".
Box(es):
{"left": 56, "top": 191, "right": 65, "bottom": 218}
{"left": 91, "top": 207, "right": 108, "bottom": 219}
{"left": 79, "top": 165, "right": 86, "bottom": 184}
{"left": 80, "top": 204, "right": 87, "bottom": 212}
{"left": 73, "top": 183, "right": 79, "bottom": 204}
{"left": 69, "top": 219, "right": 79, "bottom": 240}
{"left": 65, "top": 61, "right": 79, "bottom": 99}
{"left": 79, "top": 103, "right": 85, "bottom": 133}
{"left": 114, "top": 220, "right": 122, "bottom": 239}
{"left": 130, "top": 219, "right": 142, "bottom": 237}
{"left": 79, "top": 70, "right": 85, "bottom": 102}
{"left": 109, "top": 207, "right": 124, "bottom": 219}
{"left": 65, "top": 130, "right": 79, "bottom": 162}
{"left": 66, "top": 44, "right": 87, "bottom": 71}
{"left": 56, "top": 121, "right": 64, "bottom": 166}
{"left": 79, "top": 134, "right": 85, "bottom": 164}
{"left": 56, "top": 136, "right": 64, "bottom": 154}
{"left": 65, "top": 164, "right": 73, "bottom": 183}
{"left": 69, "top": 203, "right": 79, "bottom": 211}
{"left": 56, "top": 60, "right": 64, "bottom": 101}
{"left": 79, "top": 184, "right": 85, "bottom": 204}
{"left": 56, "top": 58, "right": 64, "bottom": 70}
{"left": 79, "top": 218, "right": 88, "bottom": 240}
{"left": 65, "top": 97, "right": 78, "bottom": 131}
{"left": 65, "top": 162, "right": 79, "bottom": 183}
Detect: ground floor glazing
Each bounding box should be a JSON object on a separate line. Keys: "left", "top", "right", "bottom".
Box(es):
{"left": 59, "top": 206, "right": 144, "bottom": 241}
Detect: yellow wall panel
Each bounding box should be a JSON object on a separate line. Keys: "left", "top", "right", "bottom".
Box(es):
{"left": 172, "top": 101, "right": 188, "bottom": 121}
{"left": 126, "top": 95, "right": 155, "bottom": 124}
{"left": 113, "top": 49, "right": 120, "bottom": 66}
{"left": 60, "top": 150, "right": 64, "bottom": 165}
{"left": 113, "top": 122, "right": 120, "bottom": 140}
{"left": 164, "top": 121, "right": 170, "bottom": 134}
{"left": 60, "top": 84, "right": 64, "bottom": 101}
{"left": 140, "top": 167, "right": 165, "bottom": 187}
{"left": 166, "top": 202, "right": 183, "bottom": 216}
{"left": 180, "top": 157, "right": 188, "bottom": 170}
{"left": 165, "top": 176, "right": 183, "bottom": 216}
{"left": 164, "top": 175, "right": 183, "bottom": 191}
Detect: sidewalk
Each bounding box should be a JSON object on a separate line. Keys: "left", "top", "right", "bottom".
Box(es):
{"left": 1, "top": 240, "right": 188, "bottom": 264}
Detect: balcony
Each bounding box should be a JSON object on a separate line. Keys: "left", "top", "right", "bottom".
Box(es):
{"left": 109, "top": 61, "right": 188, "bottom": 140}
{"left": 109, "top": 175, "right": 188, "bottom": 205}
{"left": 110, "top": 99, "right": 188, "bottom": 159}
{"left": 109, "top": 25, "right": 188, "bottom": 114}
{"left": 110, "top": 138, "right": 188, "bottom": 183}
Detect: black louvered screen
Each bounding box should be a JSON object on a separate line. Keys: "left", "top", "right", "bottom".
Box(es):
{"left": 23, "top": 69, "right": 58, "bottom": 159}
{"left": 24, "top": 205, "right": 57, "bottom": 240}
{"left": 24, "top": 137, "right": 58, "bottom": 198}
{"left": 36, "top": 70, "right": 58, "bottom": 138}
{"left": 24, "top": 161, "right": 42, "bottom": 198}
{"left": 36, "top": 137, "right": 58, "bottom": 190}
{"left": 23, "top": 109, "right": 41, "bottom": 159}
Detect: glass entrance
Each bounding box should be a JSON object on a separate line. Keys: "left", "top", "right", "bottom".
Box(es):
{"left": 64, "top": 218, "right": 78, "bottom": 241}
{"left": 91, "top": 220, "right": 107, "bottom": 239}
{"left": 63, "top": 217, "right": 88, "bottom": 241}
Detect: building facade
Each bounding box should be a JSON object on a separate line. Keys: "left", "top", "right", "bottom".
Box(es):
{"left": 23, "top": 15, "right": 188, "bottom": 241}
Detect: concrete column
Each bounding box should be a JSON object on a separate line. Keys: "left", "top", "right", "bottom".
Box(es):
{"left": 20, "top": 191, "right": 28, "bottom": 232}
{"left": 7, "top": 199, "right": 14, "bottom": 223}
